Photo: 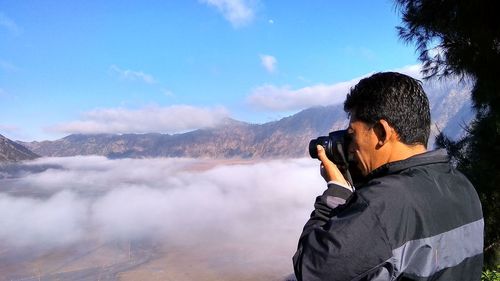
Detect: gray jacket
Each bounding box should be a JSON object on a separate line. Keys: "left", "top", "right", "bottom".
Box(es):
{"left": 293, "top": 149, "right": 483, "bottom": 280}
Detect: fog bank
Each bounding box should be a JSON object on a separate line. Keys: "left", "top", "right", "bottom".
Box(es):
{"left": 0, "top": 156, "right": 324, "bottom": 254}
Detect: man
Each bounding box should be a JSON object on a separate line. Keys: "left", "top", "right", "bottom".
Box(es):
{"left": 293, "top": 72, "right": 484, "bottom": 280}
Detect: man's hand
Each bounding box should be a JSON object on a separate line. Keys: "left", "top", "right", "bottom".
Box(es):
{"left": 317, "top": 145, "right": 350, "bottom": 188}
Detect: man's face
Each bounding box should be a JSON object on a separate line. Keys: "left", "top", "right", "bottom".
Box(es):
{"left": 347, "top": 118, "right": 380, "bottom": 176}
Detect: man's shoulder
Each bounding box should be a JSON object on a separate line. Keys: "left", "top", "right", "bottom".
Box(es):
{"left": 352, "top": 156, "right": 482, "bottom": 246}
{"left": 355, "top": 157, "right": 474, "bottom": 211}
{"left": 355, "top": 171, "right": 414, "bottom": 202}
{"left": 357, "top": 150, "right": 463, "bottom": 199}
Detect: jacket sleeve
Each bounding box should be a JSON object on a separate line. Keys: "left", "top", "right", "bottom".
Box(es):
{"left": 293, "top": 185, "right": 393, "bottom": 281}
{"left": 301, "top": 182, "right": 353, "bottom": 230}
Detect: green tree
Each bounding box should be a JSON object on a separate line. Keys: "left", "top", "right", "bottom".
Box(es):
{"left": 482, "top": 265, "right": 500, "bottom": 281}
{"left": 395, "top": 0, "right": 500, "bottom": 265}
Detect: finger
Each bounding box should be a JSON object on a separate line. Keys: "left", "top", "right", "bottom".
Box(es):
{"left": 317, "top": 145, "right": 335, "bottom": 179}
{"left": 317, "top": 145, "right": 349, "bottom": 186}
{"left": 317, "top": 145, "right": 336, "bottom": 173}
{"left": 316, "top": 145, "right": 330, "bottom": 164}
{"left": 320, "top": 164, "right": 326, "bottom": 179}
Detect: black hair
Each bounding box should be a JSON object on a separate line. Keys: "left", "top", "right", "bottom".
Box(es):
{"left": 344, "top": 72, "right": 430, "bottom": 147}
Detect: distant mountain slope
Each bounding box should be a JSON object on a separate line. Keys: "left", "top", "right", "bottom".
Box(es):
{"left": 20, "top": 83, "right": 472, "bottom": 159}
{"left": 0, "top": 134, "right": 39, "bottom": 162}
{"left": 425, "top": 81, "right": 474, "bottom": 141}
{"left": 20, "top": 105, "right": 348, "bottom": 158}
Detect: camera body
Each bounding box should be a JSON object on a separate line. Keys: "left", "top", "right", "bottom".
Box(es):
{"left": 309, "top": 129, "right": 361, "bottom": 186}
{"left": 309, "top": 130, "right": 350, "bottom": 165}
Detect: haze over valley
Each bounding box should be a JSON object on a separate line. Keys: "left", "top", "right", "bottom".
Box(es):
{"left": 0, "top": 156, "right": 324, "bottom": 280}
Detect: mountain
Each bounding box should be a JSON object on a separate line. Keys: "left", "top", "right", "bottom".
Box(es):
{"left": 20, "top": 105, "right": 348, "bottom": 159}
{"left": 19, "top": 83, "right": 473, "bottom": 159}
{"left": 425, "top": 80, "right": 474, "bottom": 140}
{"left": 0, "top": 134, "right": 39, "bottom": 162}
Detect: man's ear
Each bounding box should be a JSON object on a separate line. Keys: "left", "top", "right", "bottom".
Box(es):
{"left": 373, "top": 119, "right": 394, "bottom": 148}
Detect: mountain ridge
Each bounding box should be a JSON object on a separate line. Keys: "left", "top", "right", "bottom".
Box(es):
{"left": 19, "top": 84, "right": 473, "bottom": 159}
{"left": 19, "top": 105, "right": 348, "bottom": 159}
{"left": 0, "top": 134, "right": 40, "bottom": 162}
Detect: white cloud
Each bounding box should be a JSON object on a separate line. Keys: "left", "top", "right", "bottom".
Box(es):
{"left": 247, "top": 77, "right": 363, "bottom": 111}
{"left": 201, "top": 0, "right": 255, "bottom": 28}
{"left": 109, "top": 65, "right": 156, "bottom": 84}
{"left": 426, "top": 44, "right": 446, "bottom": 59}
{"left": 0, "top": 156, "right": 323, "bottom": 252}
{"left": 0, "top": 156, "right": 324, "bottom": 279}
{"left": 49, "top": 105, "right": 230, "bottom": 134}
{"left": 390, "top": 64, "right": 423, "bottom": 80}
{"left": 260, "top": 54, "right": 277, "bottom": 73}
{"left": 0, "top": 12, "right": 21, "bottom": 35}
{"left": 0, "top": 191, "right": 87, "bottom": 247}
{"left": 246, "top": 64, "right": 429, "bottom": 112}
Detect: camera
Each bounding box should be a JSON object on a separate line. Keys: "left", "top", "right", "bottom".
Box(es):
{"left": 309, "top": 130, "right": 360, "bottom": 186}
{"left": 309, "top": 130, "right": 350, "bottom": 165}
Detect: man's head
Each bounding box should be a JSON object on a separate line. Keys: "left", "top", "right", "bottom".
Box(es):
{"left": 344, "top": 72, "right": 430, "bottom": 175}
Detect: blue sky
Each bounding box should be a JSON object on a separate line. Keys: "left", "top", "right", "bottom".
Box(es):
{"left": 0, "top": 0, "right": 420, "bottom": 141}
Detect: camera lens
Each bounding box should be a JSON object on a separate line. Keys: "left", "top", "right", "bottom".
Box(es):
{"left": 308, "top": 130, "right": 348, "bottom": 165}
{"left": 308, "top": 137, "right": 328, "bottom": 159}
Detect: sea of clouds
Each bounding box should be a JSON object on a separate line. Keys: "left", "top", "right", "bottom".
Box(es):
{"left": 0, "top": 156, "right": 325, "bottom": 253}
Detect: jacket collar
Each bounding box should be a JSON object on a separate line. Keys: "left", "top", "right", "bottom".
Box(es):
{"left": 365, "top": 149, "right": 450, "bottom": 181}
